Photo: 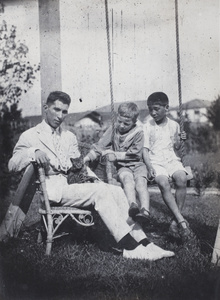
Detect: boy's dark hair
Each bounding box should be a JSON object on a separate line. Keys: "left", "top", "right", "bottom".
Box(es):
{"left": 47, "top": 91, "right": 71, "bottom": 106}
{"left": 118, "top": 102, "right": 139, "bottom": 122}
{"left": 147, "top": 92, "right": 169, "bottom": 106}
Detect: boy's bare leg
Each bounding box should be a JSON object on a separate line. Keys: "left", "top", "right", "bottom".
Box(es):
{"left": 135, "top": 177, "right": 150, "bottom": 212}
{"left": 156, "top": 173, "right": 195, "bottom": 241}
{"left": 155, "top": 175, "right": 185, "bottom": 224}
{"left": 172, "top": 170, "right": 187, "bottom": 212}
{"left": 132, "top": 177, "right": 152, "bottom": 224}
{"left": 118, "top": 172, "right": 136, "bottom": 206}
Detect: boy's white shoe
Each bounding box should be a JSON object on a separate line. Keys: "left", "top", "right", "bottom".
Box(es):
{"left": 123, "top": 243, "right": 175, "bottom": 261}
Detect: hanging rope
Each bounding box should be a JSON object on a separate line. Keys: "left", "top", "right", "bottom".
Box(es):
{"left": 175, "top": 0, "right": 193, "bottom": 182}
{"left": 175, "top": 0, "right": 186, "bottom": 166}
{"left": 104, "top": 0, "right": 115, "bottom": 143}
{"left": 104, "top": 0, "right": 117, "bottom": 184}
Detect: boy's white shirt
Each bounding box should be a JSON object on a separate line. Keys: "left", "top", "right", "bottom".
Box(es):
{"left": 143, "top": 117, "right": 181, "bottom": 165}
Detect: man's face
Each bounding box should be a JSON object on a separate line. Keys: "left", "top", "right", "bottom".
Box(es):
{"left": 148, "top": 103, "right": 168, "bottom": 124}
{"left": 45, "top": 100, "right": 69, "bottom": 129}
{"left": 117, "top": 115, "right": 135, "bottom": 134}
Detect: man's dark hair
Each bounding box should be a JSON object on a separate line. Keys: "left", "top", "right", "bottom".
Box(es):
{"left": 147, "top": 92, "right": 169, "bottom": 106}
{"left": 46, "top": 91, "right": 71, "bottom": 106}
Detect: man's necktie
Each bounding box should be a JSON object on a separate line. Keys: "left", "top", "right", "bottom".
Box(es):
{"left": 52, "top": 130, "right": 68, "bottom": 171}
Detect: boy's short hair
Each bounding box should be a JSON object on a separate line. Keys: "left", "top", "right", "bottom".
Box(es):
{"left": 118, "top": 102, "right": 139, "bottom": 122}
{"left": 47, "top": 91, "right": 71, "bottom": 106}
{"left": 147, "top": 92, "right": 169, "bottom": 106}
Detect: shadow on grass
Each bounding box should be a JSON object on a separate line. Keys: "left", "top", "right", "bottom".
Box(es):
{"left": 0, "top": 194, "right": 220, "bottom": 300}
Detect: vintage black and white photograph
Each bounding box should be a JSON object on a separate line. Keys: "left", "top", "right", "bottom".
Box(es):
{"left": 0, "top": 0, "right": 219, "bottom": 299}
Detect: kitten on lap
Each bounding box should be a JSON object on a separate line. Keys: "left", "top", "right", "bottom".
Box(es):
{"left": 67, "top": 156, "right": 98, "bottom": 184}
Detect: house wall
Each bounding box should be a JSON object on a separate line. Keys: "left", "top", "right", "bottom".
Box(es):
{"left": 2, "top": 1, "right": 218, "bottom": 116}
{"left": 169, "top": 107, "right": 208, "bottom": 123}
{"left": 185, "top": 108, "right": 208, "bottom": 123}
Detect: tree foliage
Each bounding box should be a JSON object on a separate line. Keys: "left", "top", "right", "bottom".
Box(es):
{"left": 0, "top": 19, "right": 40, "bottom": 199}
{"left": 0, "top": 20, "right": 40, "bottom": 109}
{"left": 185, "top": 123, "right": 217, "bottom": 154}
{"left": 206, "top": 95, "right": 220, "bottom": 130}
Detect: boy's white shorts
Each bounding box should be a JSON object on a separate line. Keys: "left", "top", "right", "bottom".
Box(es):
{"left": 153, "top": 160, "right": 187, "bottom": 178}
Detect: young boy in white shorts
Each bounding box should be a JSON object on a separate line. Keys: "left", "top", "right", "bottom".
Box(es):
{"left": 143, "top": 92, "right": 194, "bottom": 242}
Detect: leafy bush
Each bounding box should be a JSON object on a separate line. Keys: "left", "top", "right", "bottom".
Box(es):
{"left": 216, "top": 172, "right": 220, "bottom": 190}
{"left": 183, "top": 122, "right": 217, "bottom": 154}
{"left": 207, "top": 95, "right": 220, "bottom": 131}
{"left": 193, "top": 163, "right": 216, "bottom": 195}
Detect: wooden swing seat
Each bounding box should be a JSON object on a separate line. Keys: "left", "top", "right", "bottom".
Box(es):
{"left": 100, "top": 154, "right": 191, "bottom": 188}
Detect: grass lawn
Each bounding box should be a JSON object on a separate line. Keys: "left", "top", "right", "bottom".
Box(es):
{"left": 0, "top": 192, "right": 220, "bottom": 300}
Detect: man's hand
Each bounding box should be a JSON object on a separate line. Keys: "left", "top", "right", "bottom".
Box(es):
{"left": 35, "top": 150, "right": 50, "bottom": 167}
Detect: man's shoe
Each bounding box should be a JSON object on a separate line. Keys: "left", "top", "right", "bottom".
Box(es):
{"left": 134, "top": 208, "right": 151, "bottom": 225}
{"left": 128, "top": 202, "right": 140, "bottom": 219}
{"left": 123, "top": 243, "right": 175, "bottom": 261}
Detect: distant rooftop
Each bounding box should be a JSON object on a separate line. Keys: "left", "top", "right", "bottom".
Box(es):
{"left": 171, "top": 99, "right": 211, "bottom": 110}
{"left": 24, "top": 98, "right": 211, "bottom": 127}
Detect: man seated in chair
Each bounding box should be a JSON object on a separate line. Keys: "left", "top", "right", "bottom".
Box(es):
{"left": 8, "top": 90, "right": 174, "bottom": 261}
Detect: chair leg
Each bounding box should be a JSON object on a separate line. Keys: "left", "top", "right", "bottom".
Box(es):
{"left": 45, "top": 238, "right": 52, "bottom": 256}
{"left": 37, "top": 231, "right": 43, "bottom": 244}
{"left": 45, "top": 214, "right": 53, "bottom": 256}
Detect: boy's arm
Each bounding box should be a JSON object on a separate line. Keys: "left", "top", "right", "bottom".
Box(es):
{"left": 84, "top": 126, "right": 113, "bottom": 163}
{"left": 173, "top": 123, "right": 187, "bottom": 150}
{"left": 143, "top": 148, "right": 156, "bottom": 179}
{"left": 142, "top": 123, "right": 156, "bottom": 178}
{"left": 112, "top": 129, "right": 144, "bottom": 161}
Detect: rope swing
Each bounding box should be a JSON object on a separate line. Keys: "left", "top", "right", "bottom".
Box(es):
{"left": 104, "top": 0, "right": 193, "bottom": 182}
{"left": 175, "top": 0, "right": 193, "bottom": 180}
{"left": 104, "top": 0, "right": 116, "bottom": 184}
{"left": 104, "top": 0, "right": 115, "bottom": 142}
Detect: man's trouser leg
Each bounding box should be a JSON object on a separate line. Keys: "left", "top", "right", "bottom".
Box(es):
{"left": 61, "top": 182, "right": 146, "bottom": 243}
{"left": 61, "top": 182, "right": 130, "bottom": 242}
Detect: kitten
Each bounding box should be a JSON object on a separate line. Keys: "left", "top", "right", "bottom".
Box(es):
{"left": 67, "top": 156, "right": 97, "bottom": 184}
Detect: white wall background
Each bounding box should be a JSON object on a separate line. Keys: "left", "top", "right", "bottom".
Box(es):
{"left": 1, "top": 0, "right": 219, "bottom": 116}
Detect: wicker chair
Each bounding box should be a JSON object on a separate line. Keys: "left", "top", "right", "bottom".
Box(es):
{"left": 37, "top": 166, "right": 94, "bottom": 255}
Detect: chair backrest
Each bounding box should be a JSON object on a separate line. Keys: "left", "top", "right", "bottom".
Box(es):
{"left": 0, "top": 164, "right": 37, "bottom": 241}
